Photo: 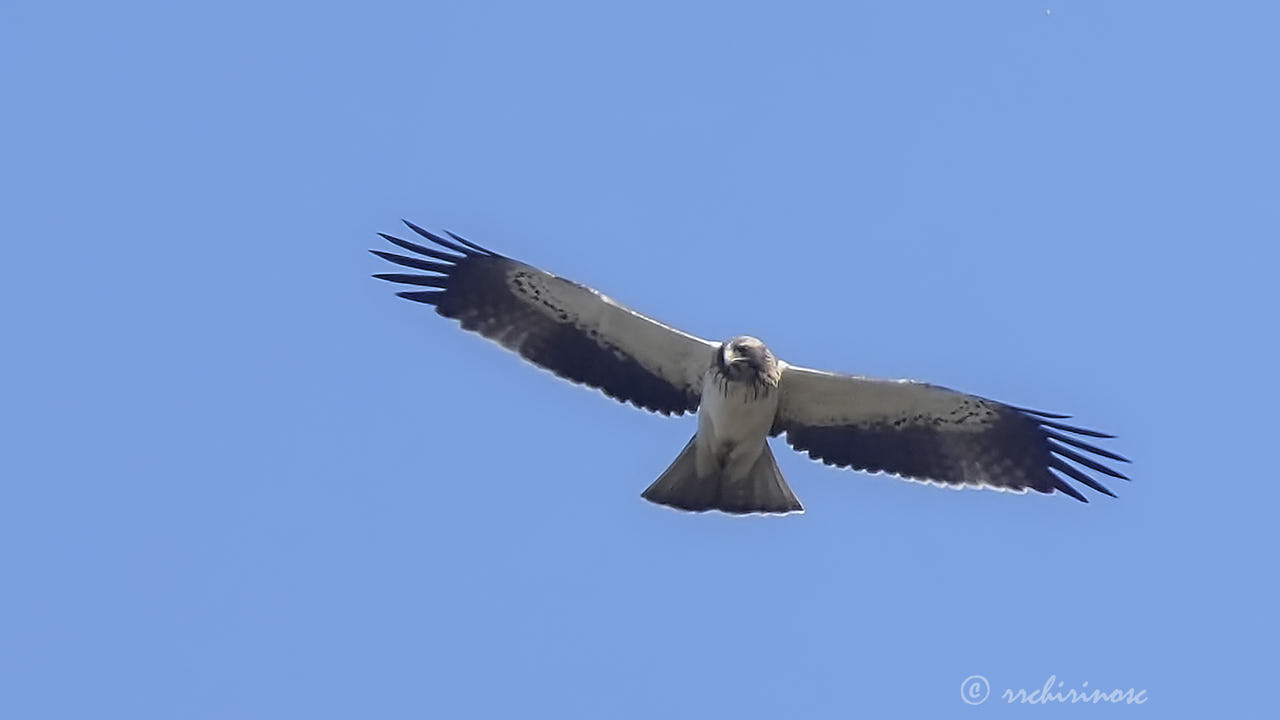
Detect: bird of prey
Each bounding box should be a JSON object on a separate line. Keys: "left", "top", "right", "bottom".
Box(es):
{"left": 372, "top": 221, "right": 1129, "bottom": 515}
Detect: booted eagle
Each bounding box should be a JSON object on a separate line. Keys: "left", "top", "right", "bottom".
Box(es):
{"left": 373, "top": 222, "right": 1129, "bottom": 515}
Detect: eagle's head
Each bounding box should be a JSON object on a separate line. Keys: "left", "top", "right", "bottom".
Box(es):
{"left": 717, "top": 335, "right": 781, "bottom": 387}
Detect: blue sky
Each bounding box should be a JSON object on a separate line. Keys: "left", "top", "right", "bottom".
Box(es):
{"left": 3, "top": 1, "right": 1276, "bottom": 717}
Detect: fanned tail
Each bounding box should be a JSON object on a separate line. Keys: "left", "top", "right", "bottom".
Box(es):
{"left": 641, "top": 436, "right": 803, "bottom": 515}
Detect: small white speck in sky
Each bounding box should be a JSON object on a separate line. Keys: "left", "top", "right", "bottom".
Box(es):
{"left": 1045, "top": 8, "right": 1052, "bottom": 15}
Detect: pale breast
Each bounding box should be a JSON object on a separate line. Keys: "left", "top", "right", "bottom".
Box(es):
{"left": 698, "top": 369, "right": 780, "bottom": 448}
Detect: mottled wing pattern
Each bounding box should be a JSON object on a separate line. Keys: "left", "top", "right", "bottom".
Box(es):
{"left": 772, "top": 365, "right": 1130, "bottom": 501}
{"left": 372, "top": 222, "right": 718, "bottom": 415}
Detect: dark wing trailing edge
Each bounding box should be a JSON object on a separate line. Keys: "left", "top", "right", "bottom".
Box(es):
{"left": 372, "top": 221, "right": 718, "bottom": 415}
{"left": 772, "top": 366, "right": 1130, "bottom": 502}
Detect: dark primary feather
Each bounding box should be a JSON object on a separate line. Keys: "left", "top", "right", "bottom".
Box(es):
{"left": 776, "top": 397, "right": 1129, "bottom": 502}
{"left": 372, "top": 273, "right": 447, "bottom": 287}
{"left": 370, "top": 251, "right": 452, "bottom": 273}
{"left": 371, "top": 221, "right": 703, "bottom": 415}
{"left": 1043, "top": 429, "right": 1130, "bottom": 463}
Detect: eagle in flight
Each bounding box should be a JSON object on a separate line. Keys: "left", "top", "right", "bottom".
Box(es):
{"left": 373, "top": 221, "right": 1129, "bottom": 515}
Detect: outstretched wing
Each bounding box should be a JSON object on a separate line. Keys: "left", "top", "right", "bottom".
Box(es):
{"left": 772, "top": 365, "right": 1130, "bottom": 501}
{"left": 372, "top": 221, "right": 718, "bottom": 415}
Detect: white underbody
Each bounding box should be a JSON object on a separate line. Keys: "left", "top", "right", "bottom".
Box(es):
{"left": 695, "top": 370, "right": 780, "bottom": 480}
